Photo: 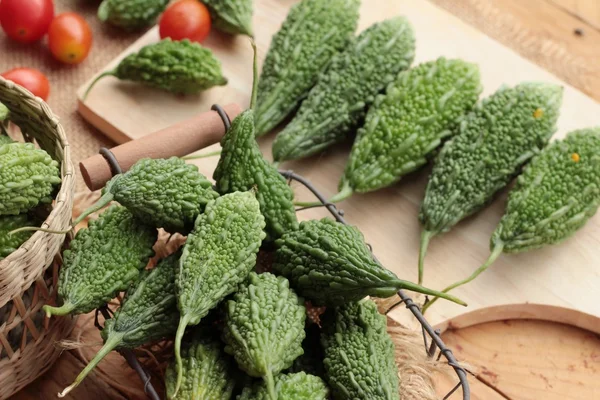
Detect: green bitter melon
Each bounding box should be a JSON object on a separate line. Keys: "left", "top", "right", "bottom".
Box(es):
{"left": 98, "top": 0, "right": 170, "bottom": 30}
{"left": 0, "top": 214, "right": 38, "bottom": 259}
{"left": 84, "top": 39, "right": 227, "bottom": 99}
{"left": 254, "top": 0, "right": 360, "bottom": 136}
{"left": 43, "top": 205, "right": 157, "bottom": 317}
{"left": 73, "top": 157, "right": 219, "bottom": 233}
{"left": 425, "top": 128, "right": 600, "bottom": 311}
{"left": 321, "top": 299, "right": 399, "bottom": 400}
{"left": 165, "top": 329, "right": 235, "bottom": 400}
{"left": 418, "top": 82, "right": 562, "bottom": 283}
{"left": 222, "top": 272, "right": 306, "bottom": 400}
{"left": 238, "top": 371, "right": 329, "bottom": 400}
{"left": 333, "top": 57, "right": 482, "bottom": 202}
{"left": 0, "top": 142, "right": 61, "bottom": 216}
{"left": 214, "top": 42, "right": 298, "bottom": 242}
{"left": 204, "top": 0, "right": 254, "bottom": 36}
{"left": 272, "top": 16, "right": 416, "bottom": 162}
{"left": 273, "top": 218, "right": 466, "bottom": 306}
{"left": 173, "top": 191, "right": 265, "bottom": 397}
{"left": 58, "top": 251, "right": 180, "bottom": 397}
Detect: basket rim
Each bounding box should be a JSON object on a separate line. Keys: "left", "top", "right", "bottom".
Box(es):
{"left": 0, "top": 75, "right": 75, "bottom": 309}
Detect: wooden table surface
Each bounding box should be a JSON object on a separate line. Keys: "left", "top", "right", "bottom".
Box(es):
{"left": 11, "top": 0, "right": 600, "bottom": 399}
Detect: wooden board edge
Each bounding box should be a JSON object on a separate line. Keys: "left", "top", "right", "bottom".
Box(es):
{"left": 432, "top": 303, "right": 600, "bottom": 334}
{"left": 77, "top": 99, "right": 131, "bottom": 144}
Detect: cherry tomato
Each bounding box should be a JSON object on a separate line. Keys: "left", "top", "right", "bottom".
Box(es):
{"left": 0, "top": 0, "right": 54, "bottom": 43}
{"left": 1, "top": 68, "right": 50, "bottom": 100}
{"left": 48, "top": 13, "right": 92, "bottom": 65}
{"left": 159, "top": 0, "right": 211, "bottom": 43}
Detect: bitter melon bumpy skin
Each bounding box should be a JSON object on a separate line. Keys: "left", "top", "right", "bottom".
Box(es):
{"left": 83, "top": 39, "right": 227, "bottom": 98}
{"left": 273, "top": 218, "right": 466, "bottom": 307}
{"left": 74, "top": 157, "right": 219, "bottom": 233}
{"left": 98, "top": 0, "right": 169, "bottom": 30}
{"left": 321, "top": 299, "right": 399, "bottom": 400}
{"left": 418, "top": 82, "right": 562, "bottom": 283}
{"left": 254, "top": 0, "right": 360, "bottom": 136}
{"left": 238, "top": 372, "right": 329, "bottom": 400}
{"left": 43, "top": 206, "right": 157, "bottom": 318}
{"left": 425, "top": 128, "right": 600, "bottom": 311}
{"left": 203, "top": 0, "right": 254, "bottom": 36}
{"left": 59, "top": 252, "right": 180, "bottom": 397}
{"left": 214, "top": 108, "right": 298, "bottom": 241}
{"left": 0, "top": 142, "right": 61, "bottom": 216}
{"left": 0, "top": 214, "right": 37, "bottom": 259}
{"left": 165, "top": 331, "right": 235, "bottom": 400}
{"left": 222, "top": 272, "right": 306, "bottom": 400}
{"left": 336, "top": 58, "right": 482, "bottom": 200}
{"left": 272, "top": 16, "right": 415, "bottom": 162}
{"left": 173, "top": 192, "right": 265, "bottom": 397}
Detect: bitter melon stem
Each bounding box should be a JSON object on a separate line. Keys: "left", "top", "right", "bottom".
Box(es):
{"left": 265, "top": 369, "right": 277, "bottom": 400}
{"left": 43, "top": 302, "right": 76, "bottom": 318}
{"left": 422, "top": 242, "right": 505, "bottom": 313}
{"left": 418, "top": 230, "right": 435, "bottom": 285}
{"left": 329, "top": 181, "right": 354, "bottom": 204}
{"left": 182, "top": 149, "right": 222, "bottom": 160}
{"left": 72, "top": 185, "right": 118, "bottom": 227}
{"left": 82, "top": 70, "right": 117, "bottom": 101}
{"left": 172, "top": 314, "right": 192, "bottom": 399}
{"left": 9, "top": 226, "right": 70, "bottom": 235}
{"left": 393, "top": 278, "right": 467, "bottom": 307}
{"left": 58, "top": 332, "right": 125, "bottom": 398}
{"left": 250, "top": 39, "right": 259, "bottom": 110}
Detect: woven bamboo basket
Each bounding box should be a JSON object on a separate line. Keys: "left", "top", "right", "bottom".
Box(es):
{"left": 0, "top": 76, "right": 76, "bottom": 399}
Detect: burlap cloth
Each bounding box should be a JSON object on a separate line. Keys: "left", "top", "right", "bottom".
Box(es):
{"left": 0, "top": 0, "right": 147, "bottom": 191}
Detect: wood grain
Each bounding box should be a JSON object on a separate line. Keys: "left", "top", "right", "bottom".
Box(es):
{"left": 549, "top": 0, "right": 600, "bottom": 29}
{"left": 439, "top": 320, "right": 600, "bottom": 399}
{"left": 429, "top": 0, "right": 600, "bottom": 101}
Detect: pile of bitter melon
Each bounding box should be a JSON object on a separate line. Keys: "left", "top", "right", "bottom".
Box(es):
{"left": 43, "top": 1, "right": 600, "bottom": 399}
{"left": 0, "top": 105, "right": 62, "bottom": 260}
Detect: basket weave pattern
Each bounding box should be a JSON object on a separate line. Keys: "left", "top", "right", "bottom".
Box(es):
{"left": 0, "top": 76, "right": 75, "bottom": 399}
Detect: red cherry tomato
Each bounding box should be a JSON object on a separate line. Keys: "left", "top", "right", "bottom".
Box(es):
{"left": 0, "top": 0, "right": 54, "bottom": 43}
{"left": 48, "top": 13, "right": 92, "bottom": 65}
{"left": 1, "top": 68, "right": 50, "bottom": 100}
{"left": 159, "top": 0, "right": 211, "bottom": 43}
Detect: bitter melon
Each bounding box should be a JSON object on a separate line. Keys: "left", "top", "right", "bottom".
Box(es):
{"left": 173, "top": 191, "right": 265, "bottom": 397}
{"left": 0, "top": 214, "right": 37, "bottom": 259}
{"left": 214, "top": 43, "right": 298, "bottom": 241}
{"left": 254, "top": 0, "right": 360, "bottom": 136}
{"left": 334, "top": 57, "right": 482, "bottom": 201}
{"left": 74, "top": 157, "right": 219, "bottom": 233}
{"left": 321, "top": 299, "right": 398, "bottom": 400}
{"left": 0, "top": 142, "right": 61, "bottom": 216}
{"left": 98, "top": 0, "right": 169, "bottom": 30}
{"left": 165, "top": 329, "right": 235, "bottom": 400}
{"left": 418, "top": 82, "right": 562, "bottom": 283}
{"left": 84, "top": 39, "right": 227, "bottom": 99}
{"left": 425, "top": 128, "right": 600, "bottom": 311}
{"left": 43, "top": 205, "right": 157, "bottom": 317}
{"left": 273, "top": 218, "right": 466, "bottom": 306}
{"left": 204, "top": 0, "right": 254, "bottom": 36}
{"left": 238, "top": 371, "right": 329, "bottom": 400}
{"left": 272, "top": 17, "right": 415, "bottom": 162}
{"left": 222, "top": 272, "right": 306, "bottom": 400}
{"left": 59, "top": 251, "right": 180, "bottom": 397}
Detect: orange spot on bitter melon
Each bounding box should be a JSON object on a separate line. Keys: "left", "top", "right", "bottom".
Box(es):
{"left": 571, "top": 153, "right": 580, "bottom": 162}
{"left": 533, "top": 108, "right": 544, "bottom": 118}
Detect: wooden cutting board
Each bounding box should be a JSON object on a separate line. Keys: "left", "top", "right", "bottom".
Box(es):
{"left": 77, "top": 0, "right": 600, "bottom": 334}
